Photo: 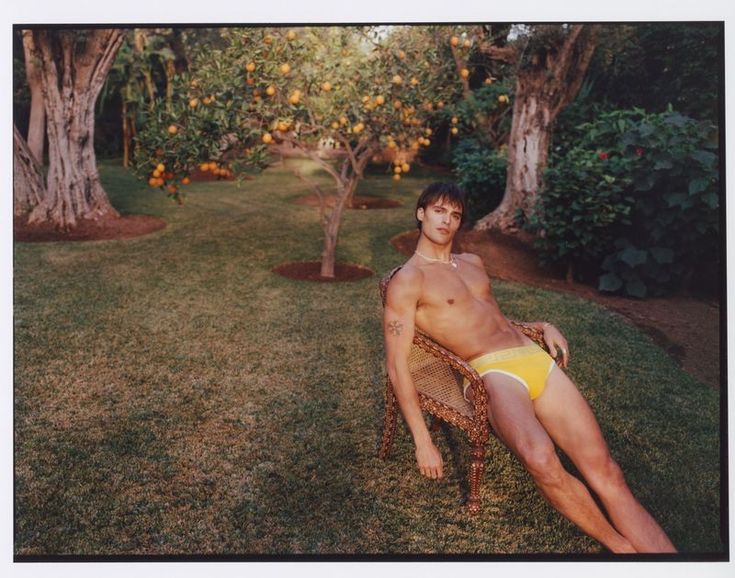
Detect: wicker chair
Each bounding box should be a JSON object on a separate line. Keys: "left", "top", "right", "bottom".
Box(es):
{"left": 378, "top": 266, "right": 548, "bottom": 514}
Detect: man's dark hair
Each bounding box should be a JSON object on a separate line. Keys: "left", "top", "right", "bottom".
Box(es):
{"left": 415, "top": 182, "right": 466, "bottom": 230}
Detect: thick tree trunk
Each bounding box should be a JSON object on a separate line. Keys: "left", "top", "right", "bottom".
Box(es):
{"left": 474, "top": 25, "right": 597, "bottom": 232}
{"left": 22, "top": 30, "right": 45, "bottom": 165}
{"left": 27, "top": 29, "right": 124, "bottom": 229}
{"left": 475, "top": 89, "right": 552, "bottom": 231}
{"left": 14, "top": 124, "right": 46, "bottom": 216}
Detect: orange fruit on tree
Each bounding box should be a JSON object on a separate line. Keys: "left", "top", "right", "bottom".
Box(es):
{"left": 288, "top": 90, "right": 301, "bottom": 105}
{"left": 387, "top": 141, "right": 396, "bottom": 149}
{"left": 286, "top": 30, "right": 297, "bottom": 41}
{"left": 398, "top": 50, "right": 406, "bottom": 60}
{"left": 451, "top": 116, "right": 459, "bottom": 124}
{"left": 167, "top": 184, "right": 178, "bottom": 194}
{"left": 393, "top": 166, "right": 402, "bottom": 174}
{"left": 375, "top": 95, "right": 385, "bottom": 106}
{"left": 266, "top": 85, "right": 276, "bottom": 96}
{"left": 339, "top": 115, "right": 348, "bottom": 125}
{"left": 460, "top": 68, "right": 470, "bottom": 79}
{"left": 450, "top": 36, "right": 460, "bottom": 47}
{"left": 264, "top": 35, "right": 273, "bottom": 44}
{"left": 208, "top": 162, "right": 218, "bottom": 172}
{"left": 401, "top": 162, "right": 410, "bottom": 173}
{"left": 189, "top": 98, "right": 199, "bottom": 108}
{"left": 392, "top": 74, "right": 402, "bottom": 85}
{"left": 331, "top": 121, "right": 339, "bottom": 129}
{"left": 484, "top": 77, "right": 493, "bottom": 86}
{"left": 423, "top": 139, "right": 431, "bottom": 147}
{"left": 199, "top": 162, "right": 210, "bottom": 172}
{"left": 278, "top": 121, "right": 290, "bottom": 132}
{"left": 280, "top": 63, "right": 291, "bottom": 75}
{"left": 262, "top": 132, "right": 273, "bottom": 144}
{"left": 463, "top": 39, "right": 471, "bottom": 48}
{"left": 322, "top": 81, "right": 332, "bottom": 92}
{"left": 393, "top": 99, "right": 402, "bottom": 109}
{"left": 393, "top": 173, "right": 401, "bottom": 181}
{"left": 156, "top": 162, "right": 165, "bottom": 173}
{"left": 148, "top": 177, "right": 157, "bottom": 187}
{"left": 246, "top": 62, "right": 256, "bottom": 72}
{"left": 181, "top": 176, "right": 191, "bottom": 185}
{"left": 451, "top": 127, "right": 459, "bottom": 135}
{"left": 498, "top": 94, "right": 509, "bottom": 103}
{"left": 410, "top": 77, "right": 419, "bottom": 86}
{"left": 167, "top": 125, "right": 178, "bottom": 135}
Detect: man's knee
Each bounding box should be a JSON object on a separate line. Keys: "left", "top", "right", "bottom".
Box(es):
{"left": 517, "top": 439, "right": 564, "bottom": 487}
{"left": 585, "top": 453, "right": 627, "bottom": 493}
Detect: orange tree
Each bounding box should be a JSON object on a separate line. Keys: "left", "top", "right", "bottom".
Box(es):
{"left": 133, "top": 26, "right": 465, "bottom": 278}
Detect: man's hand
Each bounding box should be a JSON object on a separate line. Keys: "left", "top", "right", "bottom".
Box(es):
{"left": 542, "top": 323, "right": 570, "bottom": 368}
{"left": 415, "top": 439, "right": 444, "bottom": 479}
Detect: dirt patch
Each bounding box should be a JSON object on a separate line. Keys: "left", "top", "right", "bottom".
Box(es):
{"left": 272, "top": 261, "right": 374, "bottom": 282}
{"left": 391, "top": 228, "right": 720, "bottom": 388}
{"left": 14, "top": 214, "right": 167, "bottom": 243}
{"left": 293, "top": 194, "right": 402, "bottom": 210}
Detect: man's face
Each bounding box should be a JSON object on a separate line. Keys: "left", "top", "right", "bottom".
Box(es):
{"left": 416, "top": 198, "right": 463, "bottom": 244}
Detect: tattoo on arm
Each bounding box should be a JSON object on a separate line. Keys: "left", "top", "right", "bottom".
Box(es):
{"left": 387, "top": 320, "right": 403, "bottom": 336}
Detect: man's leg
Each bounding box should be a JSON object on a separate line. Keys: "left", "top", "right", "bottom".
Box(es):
{"left": 480, "top": 374, "right": 635, "bottom": 553}
{"left": 532, "top": 366, "right": 676, "bottom": 553}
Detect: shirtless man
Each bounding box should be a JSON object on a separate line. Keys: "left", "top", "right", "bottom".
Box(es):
{"left": 383, "top": 182, "right": 676, "bottom": 553}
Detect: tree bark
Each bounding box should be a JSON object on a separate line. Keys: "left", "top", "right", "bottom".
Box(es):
{"left": 319, "top": 148, "right": 373, "bottom": 278}
{"left": 474, "top": 25, "right": 597, "bottom": 232}
{"left": 22, "top": 30, "right": 45, "bottom": 165}
{"left": 14, "top": 124, "right": 46, "bottom": 216}
{"left": 27, "top": 29, "right": 125, "bottom": 229}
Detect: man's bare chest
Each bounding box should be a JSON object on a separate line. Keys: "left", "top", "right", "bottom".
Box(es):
{"left": 418, "top": 267, "right": 490, "bottom": 310}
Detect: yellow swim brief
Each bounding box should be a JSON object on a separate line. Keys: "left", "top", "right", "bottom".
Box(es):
{"left": 463, "top": 344, "right": 556, "bottom": 401}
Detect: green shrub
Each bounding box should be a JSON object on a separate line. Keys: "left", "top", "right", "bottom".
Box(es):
{"left": 452, "top": 138, "right": 507, "bottom": 225}
{"left": 529, "top": 107, "right": 719, "bottom": 297}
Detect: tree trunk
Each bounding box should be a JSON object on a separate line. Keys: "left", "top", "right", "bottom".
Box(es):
{"left": 22, "top": 30, "right": 45, "bottom": 165}
{"left": 474, "top": 25, "right": 597, "bottom": 232}
{"left": 14, "top": 124, "right": 46, "bottom": 216}
{"left": 475, "top": 89, "right": 552, "bottom": 231}
{"left": 122, "top": 98, "right": 130, "bottom": 168}
{"left": 320, "top": 178, "right": 356, "bottom": 278}
{"left": 27, "top": 29, "right": 124, "bottom": 229}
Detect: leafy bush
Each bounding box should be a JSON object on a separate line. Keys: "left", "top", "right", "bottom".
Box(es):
{"left": 529, "top": 107, "right": 719, "bottom": 297}
{"left": 451, "top": 138, "right": 507, "bottom": 225}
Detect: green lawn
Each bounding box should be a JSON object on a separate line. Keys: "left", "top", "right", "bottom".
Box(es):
{"left": 13, "top": 158, "right": 722, "bottom": 556}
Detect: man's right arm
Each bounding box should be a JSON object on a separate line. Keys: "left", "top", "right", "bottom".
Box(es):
{"left": 383, "top": 268, "right": 444, "bottom": 479}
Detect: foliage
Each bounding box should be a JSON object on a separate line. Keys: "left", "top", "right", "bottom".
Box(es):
{"left": 529, "top": 107, "right": 719, "bottom": 297}
{"left": 132, "top": 26, "right": 465, "bottom": 203}
{"left": 526, "top": 146, "right": 634, "bottom": 273}
{"left": 582, "top": 23, "right": 721, "bottom": 124}
{"left": 451, "top": 138, "right": 507, "bottom": 225}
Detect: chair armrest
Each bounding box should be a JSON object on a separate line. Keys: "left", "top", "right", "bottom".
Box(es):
{"left": 509, "top": 320, "right": 550, "bottom": 353}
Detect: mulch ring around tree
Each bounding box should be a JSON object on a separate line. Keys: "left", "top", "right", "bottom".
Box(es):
{"left": 14, "top": 214, "right": 167, "bottom": 242}
{"left": 292, "top": 194, "right": 402, "bottom": 210}
{"left": 272, "top": 261, "right": 374, "bottom": 282}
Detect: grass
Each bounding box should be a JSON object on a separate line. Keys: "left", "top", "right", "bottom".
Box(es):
{"left": 13, "top": 158, "right": 723, "bottom": 556}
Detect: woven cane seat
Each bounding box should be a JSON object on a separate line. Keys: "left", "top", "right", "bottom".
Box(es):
{"left": 378, "top": 265, "right": 549, "bottom": 514}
